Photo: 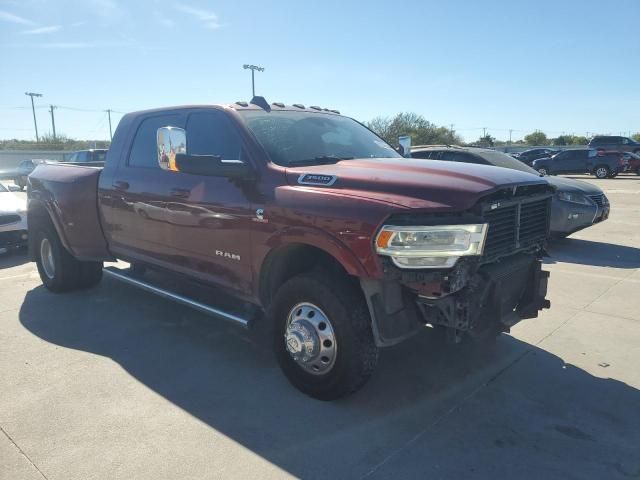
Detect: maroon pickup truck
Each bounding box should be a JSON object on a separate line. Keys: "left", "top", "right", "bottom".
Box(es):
{"left": 28, "top": 98, "right": 552, "bottom": 400}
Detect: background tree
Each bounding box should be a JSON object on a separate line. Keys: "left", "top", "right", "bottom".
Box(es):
{"left": 633, "top": 133, "right": 640, "bottom": 142}
{"left": 569, "top": 135, "right": 588, "bottom": 145}
{"left": 0, "top": 135, "right": 109, "bottom": 151}
{"left": 476, "top": 134, "right": 495, "bottom": 147}
{"left": 366, "top": 112, "right": 462, "bottom": 147}
{"left": 550, "top": 135, "right": 587, "bottom": 146}
{"left": 524, "top": 131, "right": 549, "bottom": 145}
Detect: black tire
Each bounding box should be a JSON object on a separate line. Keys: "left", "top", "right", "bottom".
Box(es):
{"left": 270, "top": 271, "right": 378, "bottom": 400}
{"left": 34, "top": 221, "right": 102, "bottom": 292}
{"left": 594, "top": 165, "right": 610, "bottom": 179}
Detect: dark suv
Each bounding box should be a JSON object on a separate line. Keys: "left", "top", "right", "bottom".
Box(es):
{"left": 588, "top": 136, "right": 640, "bottom": 153}
{"left": 532, "top": 149, "right": 626, "bottom": 178}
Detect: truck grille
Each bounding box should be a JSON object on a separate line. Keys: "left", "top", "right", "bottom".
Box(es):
{"left": 0, "top": 214, "right": 21, "bottom": 226}
{"left": 588, "top": 194, "right": 604, "bottom": 208}
{"left": 482, "top": 197, "right": 550, "bottom": 260}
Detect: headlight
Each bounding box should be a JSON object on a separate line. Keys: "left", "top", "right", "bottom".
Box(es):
{"left": 375, "top": 224, "right": 488, "bottom": 269}
{"left": 556, "top": 191, "right": 592, "bottom": 205}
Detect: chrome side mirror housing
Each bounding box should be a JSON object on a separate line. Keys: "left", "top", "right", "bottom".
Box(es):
{"left": 157, "top": 127, "right": 187, "bottom": 171}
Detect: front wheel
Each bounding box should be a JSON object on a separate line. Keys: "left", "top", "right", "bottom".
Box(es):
{"left": 270, "top": 272, "right": 378, "bottom": 400}
{"left": 594, "top": 166, "right": 610, "bottom": 179}
{"left": 35, "top": 221, "right": 103, "bottom": 293}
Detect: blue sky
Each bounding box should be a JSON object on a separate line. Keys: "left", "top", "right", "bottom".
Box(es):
{"left": 1, "top": 0, "right": 638, "bottom": 142}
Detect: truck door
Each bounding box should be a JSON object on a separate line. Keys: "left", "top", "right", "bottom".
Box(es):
{"left": 162, "top": 109, "right": 255, "bottom": 296}
{"left": 106, "top": 113, "right": 185, "bottom": 263}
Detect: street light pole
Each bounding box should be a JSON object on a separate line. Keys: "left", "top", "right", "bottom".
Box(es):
{"left": 243, "top": 64, "right": 265, "bottom": 97}
{"left": 25, "top": 92, "right": 43, "bottom": 142}
{"left": 49, "top": 105, "right": 57, "bottom": 141}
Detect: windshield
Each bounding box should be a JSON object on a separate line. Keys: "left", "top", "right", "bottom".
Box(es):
{"left": 238, "top": 110, "right": 401, "bottom": 166}
{"left": 477, "top": 150, "right": 540, "bottom": 175}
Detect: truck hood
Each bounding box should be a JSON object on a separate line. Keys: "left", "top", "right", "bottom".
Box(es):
{"left": 286, "top": 158, "right": 549, "bottom": 211}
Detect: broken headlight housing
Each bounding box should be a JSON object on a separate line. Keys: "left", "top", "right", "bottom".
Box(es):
{"left": 375, "top": 224, "right": 488, "bottom": 269}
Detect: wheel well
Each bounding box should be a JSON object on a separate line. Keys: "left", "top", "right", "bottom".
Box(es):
{"left": 259, "top": 244, "right": 357, "bottom": 307}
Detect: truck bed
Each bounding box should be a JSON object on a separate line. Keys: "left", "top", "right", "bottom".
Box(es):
{"left": 28, "top": 163, "right": 111, "bottom": 261}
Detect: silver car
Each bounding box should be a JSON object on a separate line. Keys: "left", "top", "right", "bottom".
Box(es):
{"left": 0, "top": 183, "right": 28, "bottom": 253}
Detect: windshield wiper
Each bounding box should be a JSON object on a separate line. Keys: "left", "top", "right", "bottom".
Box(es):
{"left": 288, "top": 155, "right": 354, "bottom": 166}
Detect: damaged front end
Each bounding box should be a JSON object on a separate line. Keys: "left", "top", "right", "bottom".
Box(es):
{"left": 362, "top": 185, "right": 553, "bottom": 347}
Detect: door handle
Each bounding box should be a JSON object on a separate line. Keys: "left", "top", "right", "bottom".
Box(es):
{"left": 170, "top": 188, "right": 191, "bottom": 199}
{"left": 112, "top": 180, "right": 129, "bottom": 191}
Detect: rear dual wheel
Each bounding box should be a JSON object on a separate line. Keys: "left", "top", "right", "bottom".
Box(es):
{"left": 35, "top": 221, "right": 103, "bottom": 292}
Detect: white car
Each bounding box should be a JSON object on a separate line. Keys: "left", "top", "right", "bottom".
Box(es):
{"left": 0, "top": 183, "right": 28, "bottom": 254}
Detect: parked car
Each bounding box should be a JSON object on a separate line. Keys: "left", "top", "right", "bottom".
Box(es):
{"left": 516, "top": 148, "right": 558, "bottom": 166}
{"left": 28, "top": 99, "right": 553, "bottom": 400}
{"left": 411, "top": 146, "right": 610, "bottom": 238}
{"left": 588, "top": 136, "right": 640, "bottom": 154}
{"left": 13, "top": 159, "right": 52, "bottom": 190}
{"left": 622, "top": 152, "right": 640, "bottom": 174}
{"left": 0, "top": 182, "right": 28, "bottom": 253}
{"left": 66, "top": 149, "right": 108, "bottom": 164}
{"left": 532, "top": 149, "right": 626, "bottom": 178}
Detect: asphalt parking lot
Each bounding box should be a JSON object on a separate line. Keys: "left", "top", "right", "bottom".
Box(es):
{"left": 1, "top": 175, "right": 639, "bottom": 480}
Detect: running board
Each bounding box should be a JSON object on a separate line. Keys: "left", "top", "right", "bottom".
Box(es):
{"left": 103, "top": 267, "right": 250, "bottom": 328}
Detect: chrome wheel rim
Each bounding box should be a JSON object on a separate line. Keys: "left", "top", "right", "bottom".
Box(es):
{"left": 40, "top": 237, "right": 55, "bottom": 279}
{"left": 284, "top": 302, "right": 337, "bottom": 375}
{"left": 538, "top": 168, "right": 547, "bottom": 175}
{"left": 596, "top": 167, "right": 607, "bottom": 178}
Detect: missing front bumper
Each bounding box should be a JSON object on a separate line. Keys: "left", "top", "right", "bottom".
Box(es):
{"left": 361, "top": 254, "right": 550, "bottom": 347}
{"left": 417, "top": 254, "right": 550, "bottom": 334}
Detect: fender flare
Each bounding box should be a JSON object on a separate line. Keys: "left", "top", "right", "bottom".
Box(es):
{"left": 27, "top": 197, "right": 75, "bottom": 258}
{"left": 257, "top": 226, "right": 370, "bottom": 305}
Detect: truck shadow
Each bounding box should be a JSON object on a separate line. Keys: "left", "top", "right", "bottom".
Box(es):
{"left": 546, "top": 238, "right": 640, "bottom": 268}
{"left": 0, "top": 248, "right": 30, "bottom": 269}
{"left": 18, "top": 280, "right": 640, "bottom": 479}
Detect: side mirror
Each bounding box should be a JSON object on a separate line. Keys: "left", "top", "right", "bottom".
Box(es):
{"left": 8, "top": 184, "right": 21, "bottom": 192}
{"left": 175, "top": 154, "right": 252, "bottom": 179}
{"left": 157, "top": 126, "right": 187, "bottom": 171}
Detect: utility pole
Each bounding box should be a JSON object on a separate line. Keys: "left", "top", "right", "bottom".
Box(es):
{"left": 105, "top": 109, "right": 113, "bottom": 141}
{"left": 49, "top": 105, "right": 57, "bottom": 141}
{"left": 25, "top": 92, "right": 43, "bottom": 142}
{"left": 482, "top": 127, "right": 487, "bottom": 137}
{"left": 243, "top": 64, "right": 265, "bottom": 97}
{"left": 509, "top": 129, "right": 513, "bottom": 144}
